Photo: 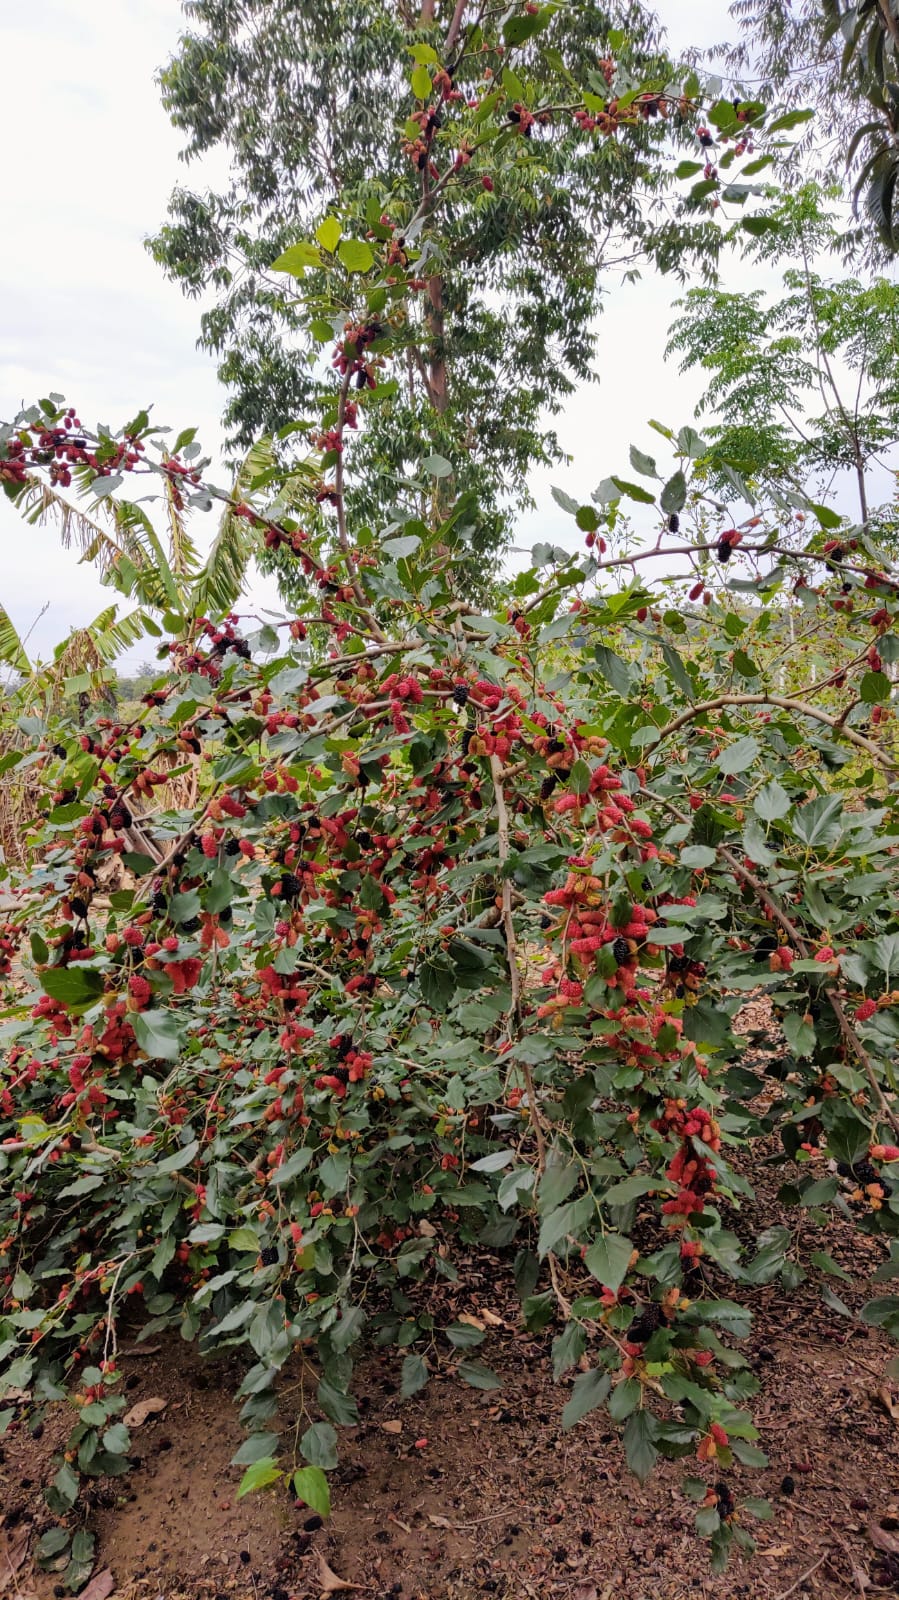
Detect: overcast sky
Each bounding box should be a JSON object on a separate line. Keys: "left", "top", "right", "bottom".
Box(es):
{"left": 0, "top": 0, "right": 770, "bottom": 669}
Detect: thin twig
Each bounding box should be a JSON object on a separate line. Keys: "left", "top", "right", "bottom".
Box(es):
{"left": 773, "top": 1550, "right": 830, "bottom": 1599}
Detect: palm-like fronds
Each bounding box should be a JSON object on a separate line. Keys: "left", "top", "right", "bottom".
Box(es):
{"left": 0, "top": 605, "right": 30, "bottom": 677}
{"left": 190, "top": 440, "right": 270, "bottom": 618}
{"left": 12, "top": 473, "right": 123, "bottom": 571}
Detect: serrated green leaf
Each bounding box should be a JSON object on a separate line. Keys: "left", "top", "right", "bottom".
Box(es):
{"left": 316, "top": 216, "right": 342, "bottom": 252}
{"left": 237, "top": 1457, "right": 283, "bottom": 1498}
{"left": 584, "top": 1232, "right": 633, "bottom": 1292}
{"left": 293, "top": 1465, "right": 331, "bottom": 1517}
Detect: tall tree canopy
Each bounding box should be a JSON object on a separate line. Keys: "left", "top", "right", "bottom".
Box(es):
{"left": 150, "top": 0, "right": 727, "bottom": 595}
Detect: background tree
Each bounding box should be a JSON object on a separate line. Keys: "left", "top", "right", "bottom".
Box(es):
{"left": 150, "top": 0, "right": 729, "bottom": 598}
{"left": 666, "top": 184, "right": 899, "bottom": 530}
{"left": 725, "top": 0, "right": 899, "bottom": 255}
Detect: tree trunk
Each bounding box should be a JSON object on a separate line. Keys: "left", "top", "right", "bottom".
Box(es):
{"left": 426, "top": 275, "right": 448, "bottom": 414}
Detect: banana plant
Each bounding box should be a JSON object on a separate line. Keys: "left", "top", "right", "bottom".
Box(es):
{"left": 2, "top": 410, "right": 268, "bottom": 682}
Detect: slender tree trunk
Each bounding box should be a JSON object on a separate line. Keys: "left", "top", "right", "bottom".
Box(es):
{"left": 445, "top": 0, "right": 468, "bottom": 53}
{"left": 854, "top": 451, "right": 869, "bottom": 526}
{"left": 426, "top": 275, "right": 448, "bottom": 414}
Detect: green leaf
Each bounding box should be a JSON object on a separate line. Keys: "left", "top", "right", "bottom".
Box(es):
{"left": 660, "top": 470, "right": 687, "bottom": 514}
{"left": 661, "top": 642, "right": 693, "bottom": 698}
{"left": 38, "top": 967, "right": 104, "bottom": 1010}
{"left": 537, "top": 1196, "right": 593, "bottom": 1258}
{"left": 421, "top": 453, "right": 453, "bottom": 478}
{"left": 611, "top": 476, "right": 656, "bottom": 505}
{"left": 155, "top": 1138, "right": 200, "bottom": 1175}
{"left": 270, "top": 241, "right": 321, "bottom": 275}
{"left": 537, "top": 1159, "right": 579, "bottom": 1212}
{"left": 629, "top": 445, "right": 658, "bottom": 478}
{"left": 338, "top": 239, "right": 374, "bottom": 273}
{"left": 594, "top": 645, "right": 632, "bottom": 697}
{"left": 301, "top": 1421, "right": 339, "bottom": 1469}
{"left": 561, "top": 1368, "right": 611, "bottom": 1429}
{"left": 860, "top": 1296, "right": 899, "bottom": 1334}
{"left": 383, "top": 534, "right": 421, "bottom": 560}
{"left": 680, "top": 845, "right": 717, "bottom": 870}
{"left": 584, "top": 1232, "right": 633, "bottom": 1293}
{"left": 102, "top": 1422, "right": 130, "bottom": 1455}
{"left": 401, "top": 1353, "right": 429, "bottom": 1397}
{"left": 782, "top": 1012, "right": 816, "bottom": 1057}
{"left": 271, "top": 1147, "right": 314, "bottom": 1185}
{"left": 132, "top": 1009, "right": 181, "bottom": 1062}
{"left": 742, "top": 214, "right": 781, "bottom": 236}
{"left": 716, "top": 735, "right": 760, "bottom": 775}
{"left": 551, "top": 485, "right": 579, "bottom": 515}
{"left": 317, "top": 1381, "right": 360, "bottom": 1426}
{"left": 810, "top": 501, "right": 841, "bottom": 529}
{"left": 293, "top": 1466, "right": 331, "bottom": 1517}
{"left": 861, "top": 670, "right": 891, "bottom": 704}
{"left": 237, "top": 1457, "right": 283, "bottom": 1499}
{"left": 551, "top": 1321, "right": 586, "bottom": 1381}
{"left": 810, "top": 1250, "right": 853, "bottom": 1284}
{"left": 445, "top": 1322, "right": 485, "bottom": 1348}
{"left": 411, "top": 63, "right": 432, "bottom": 99}
{"left": 457, "top": 1361, "right": 502, "bottom": 1390}
{"left": 232, "top": 1431, "right": 281, "bottom": 1465}
{"left": 52, "top": 1462, "right": 79, "bottom": 1508}
{"left": 607, "top": 1377, "right": 641, "bottom": 1421}
{"left": 503, "top": 7, "right": 548, "bottom": 44}
{"left": 331, "top": 1305, "right": 366, "bottom": 1352}
{"left": 623, "top": 1410, "right": 659, "bottom": 1482}
{"left": 754, "top": 780, "right": 791, "bottom": 822}
{"left": 601, "top": 1175, "right": 661, "bottom": 1206}
{"left": 228, "top": 1227, "right": 260, "bottom": 1253}
{"left": 316, "top": 216, "right": 342, "bottom": 253}
{"left": 38, "top": 1527, "right": 70, "bottom": 1559}
{"left": 741, "top": 817, "right": 776, "bottom": 868}
{"left": 766, "top": 108, "right": 814, "bottom": 133}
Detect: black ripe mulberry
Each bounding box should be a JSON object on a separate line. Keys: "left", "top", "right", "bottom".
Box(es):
{"left": 280, "top": 872, "right": 300, "bottom": 903}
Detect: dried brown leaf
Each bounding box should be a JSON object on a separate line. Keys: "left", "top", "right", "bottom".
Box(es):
{"left": 873, "top": 1385, "right": 899, "bottom": 1421}
{"left": 123, "top": 1395, "right": 168, "bottom": 1428}
{"left": 869, "top": 1517, "right": 899, "bottom": 1555}
{"left": 79, "top": 1570, "right": 115, "bottom": 1600}
{"left": 315, "top": 1551, "right": 364, "bottom": 1594}
{"left": 479, "top": 1307, "right": 504, "bottom": 1327}
{"left": 458, "top": 1312, "right": 486, "bottom": 1331}
{"left": 0, "top": 1528, "right": 30, "bottom": 1595}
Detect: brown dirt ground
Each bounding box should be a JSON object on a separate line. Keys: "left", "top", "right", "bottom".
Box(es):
{"left": 4, "top": 1008, "right": 899, "bottom": 1600}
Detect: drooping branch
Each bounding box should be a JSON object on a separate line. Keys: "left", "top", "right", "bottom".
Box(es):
{"left": 490, "top": 752, "right": 547, "bottom": 1173}
{"left": 716, "top": 842, "right": 899, "bottom": 1142}
{"left": 653, "top": 692, "right": 898, "bottom": 775}
{"left": 646, "top": 784, "right": 899, "bottom": 1140}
